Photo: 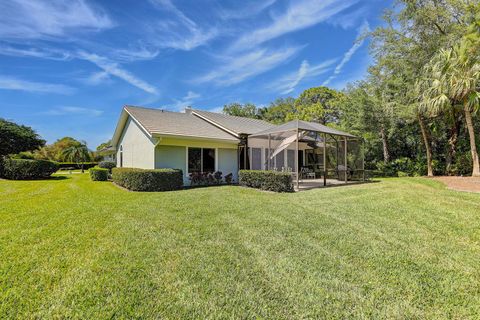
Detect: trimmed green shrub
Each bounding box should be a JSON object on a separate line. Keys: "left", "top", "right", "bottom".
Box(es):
{"left": 98, "top": 161, "right": 116, "bottom": 172}
{"left": 90, "top": 167, "right": 109, "bottom": 181}
{"left": 0, "top": 157, "right": 4, "bottom": 177}
{"left": 2, "top": 159, "right": 58, "bottom": 180}
{"left": 224, "top": 173, "right": 233, "bottom": 184}
{"left": 239, "top": 170, "right": 294, "bottom": 192}
{"left": 188, "top": 171, "right": 223, "bottom": 186}
{"left": 11, "top": 152, "right": 35, "bottom": 159}
{"left": 112, "top": 168, "right": 183, "bottom": 191}
{"left": 57, "top": 162, "right": 98, "bottom": 170}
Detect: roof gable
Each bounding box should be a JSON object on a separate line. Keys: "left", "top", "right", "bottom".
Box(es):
{"left": 112, "top": 106, "right": 239, "bottom": 147}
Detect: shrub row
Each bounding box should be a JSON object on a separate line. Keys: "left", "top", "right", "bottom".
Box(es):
{"left": 239, "top": 170, "right": 294, "bottom": 192}
{"left": 90, "top": 167, "right": 109, "bottom": 181}
{"left": 188, "top": 171, "right": 234, "bottom": 186}
{"left": 57, "top": 162, "right": 98, "bottom": 170}
{"left": 1, "top": 158, "right": 58, "bottom": 180}
{"left": 112, "top": 168, "right": 183, "bottom": 191}
{"left": 374, "top": 157, "right": 442, "bottom": 177}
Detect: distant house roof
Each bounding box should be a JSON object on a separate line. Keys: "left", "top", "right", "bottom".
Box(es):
{"left": 249, "top": 119, "right": 357, "bottom": 138}
{"left": 192, "top": 109, "right": 275, "bottom": 136}
{"left": 111, "top": 106, "right": 239, "bottom": 146}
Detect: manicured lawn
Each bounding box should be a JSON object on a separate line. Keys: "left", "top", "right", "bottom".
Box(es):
{"left": 1, "top": 174, "right": 479, "bottom": 319}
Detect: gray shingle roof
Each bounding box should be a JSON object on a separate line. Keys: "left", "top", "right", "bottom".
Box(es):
{"left": 124, "top": 106, "right": 239, "bottom": 142}
{"left": 249, "top": 119, "right": 357, "bottom": 138}
{"left": 192, "top": 109, "right": 275, "bottom": 135}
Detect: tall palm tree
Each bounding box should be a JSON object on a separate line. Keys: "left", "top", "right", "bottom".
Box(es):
{"left": 415, "top": 73, "right": 438, "bottom": 177}
{"left": 62, "top": 142, "right": 91, "bottom": 173}
{"left": 420, "top": 34, "right": 480, "bottom": 176}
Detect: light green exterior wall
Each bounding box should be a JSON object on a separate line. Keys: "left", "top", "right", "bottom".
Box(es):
{"left": 155, "top": 145, "right": 186, "bottom": 171}
{"left": 217, "top": 148, "right": 238, "bottom": 183}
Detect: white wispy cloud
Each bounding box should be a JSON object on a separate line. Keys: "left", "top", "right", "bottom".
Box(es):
{"left": 112, "top": 46, "right": 159, "bottom": 62}
{"left": 218, "top": 0, "right": 277, "bottom": 20}
{"left": 44, "top": 106, "right": 103, "bottom": 117}
{"left": 148, "top": 0, "right": 218, "bottom": 50}
{"left": 0, "top": 45, "right": 72, "bottom": 60}
{"left": 327, "top": 5, "right": 369, "bottom": 30}
{"left": 0, "top": 43, "right": 158, "bottom": 63}
{"left": 0, "top": 45, "right": 157, "bottom": 93}
{"left": 194, "top": 46, "right": 303, "bottom": 86}
{"left": 270, "top": 58, "right": 337, "bottom": 94}
{"left": 322, "top": 20, "right": 370, "bottom": 86}
{"left": 78, "top": 51, "right": 158, "bottom": 94}
{"left": 230, "top": 0, "right": 358, "bottom": 51}
{"left": 0, "top": 76, "right": 75, "bottom": 94}
{"left": 288, "top": 60, "right": 310, "bottom": 92}
{"left": 84, "top": 71, "right": 111, "bottom": 85}
{"left": 0, "top": 0, "right": 113, "bottom": 39}
{"left": 169, "top": 91, "right": 201, "bottom": 111}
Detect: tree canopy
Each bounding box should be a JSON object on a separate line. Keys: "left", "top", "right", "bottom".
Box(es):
{"left": 0, "top": 119, "right": 45, "bottom": 157}
{"left": 222, "top": 103, "right": 261, "bottom": 119}
{"left": 292, "top": 87, "right": 345, "bottom": 125}
{"left": 35, "top": 137, "right": 92, "bottom": 162}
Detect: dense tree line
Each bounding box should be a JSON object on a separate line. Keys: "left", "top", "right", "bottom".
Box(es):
{"left": 224, "top": 1, "right": 479, "bottom": 177}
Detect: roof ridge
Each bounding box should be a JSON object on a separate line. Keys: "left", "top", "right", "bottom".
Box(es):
{"left": 192, "top": 109, "right": 273, "bottom": 125}
{"left": 124, "top": 105, "right": 183, "bottom": 114}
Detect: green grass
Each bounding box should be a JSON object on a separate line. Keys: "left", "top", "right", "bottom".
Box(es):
{"left": 1, "top": 174, "right": 479, "bottom": 319}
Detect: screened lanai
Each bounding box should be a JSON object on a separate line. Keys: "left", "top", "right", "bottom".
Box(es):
{"left": 248, "top": 119, "right": 365, "bottom": 190}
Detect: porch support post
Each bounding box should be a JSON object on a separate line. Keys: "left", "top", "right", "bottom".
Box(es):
{"left": 267, "top": 134, "right": 271, "bottom": 170}
{"left": 244, "top": 139, "right": 248, "bottom": 170}
{"left": 296, "top": 125, "right": 299, "bottom": 190}
{"left": 344, "top": 137, "right": 348, "bottom": 183}
{"left": 323, "top": 133, "right": 327, "bottom": 186}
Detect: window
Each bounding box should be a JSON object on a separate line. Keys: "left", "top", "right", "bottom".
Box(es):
{"left": 251, "top": 148, "right": 262, "bottom": 170}
{"left": 203, "top": 148, "right": 215, "bottom": 173}
{"left": 275, "top": 150, "right": 285, "bottom": 170}
{"left": 188, "top": 148, "right": 201, "bottom": 173}
{"left": 287, "top": 149, "right": 295, "bottom": 171}
{"left": 188, "top": 148, "right": 215, "bottom": 173}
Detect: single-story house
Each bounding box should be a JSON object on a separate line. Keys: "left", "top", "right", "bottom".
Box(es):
{"left": 111, "top": 105, "right": 362, "bottom": 187}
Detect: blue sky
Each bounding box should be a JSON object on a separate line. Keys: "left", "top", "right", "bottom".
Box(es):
{"left": 0, "top": 0, "right": 392, "bottom": 149}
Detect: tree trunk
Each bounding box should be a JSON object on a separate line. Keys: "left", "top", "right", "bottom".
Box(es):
{"left": 464, "top": 104, "right": 480, "bottom": 176}
{"left": 379, "top": 124, "right": 390, "bottom": 164}
{"left": 445, "top": 111, "right": 460, "bottom": 175}
{"left": 418, "top": 114, "right": 434, "bottom": 177}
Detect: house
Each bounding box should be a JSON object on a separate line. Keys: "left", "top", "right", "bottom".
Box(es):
{"left": 111, "top": 105, "right": 361, "bottom": 186}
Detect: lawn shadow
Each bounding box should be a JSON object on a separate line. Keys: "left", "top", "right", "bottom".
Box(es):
{"left": 297, "top": 179, "right": 379, "bottom": 192}
{"left": 49, "top": 175, "right": 70, "bottom": 180}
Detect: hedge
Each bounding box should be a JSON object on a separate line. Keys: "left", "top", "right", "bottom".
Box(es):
{"left": 1, "top": 159, "right": 58, "bottom": 180}
{"left": 90, "top": 167, "right": 109, "bottom": 181}
{"left": 98, "top": 161, "right": 116, "bottom": 172}
{"left": 57, "top": 162, "right": 98, "bottom": 170}
{"left": 239, "top": 170, "right": 294, "bottom": 192}
{"left": 112, "top": 168, "right": 183, "bottom": 191}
